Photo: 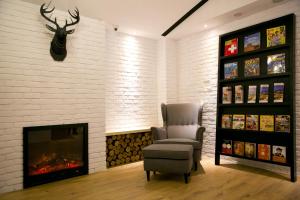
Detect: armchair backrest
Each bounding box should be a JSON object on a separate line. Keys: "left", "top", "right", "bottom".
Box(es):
{"left": 161, "top": 103, "right": 203, "bottom": 139}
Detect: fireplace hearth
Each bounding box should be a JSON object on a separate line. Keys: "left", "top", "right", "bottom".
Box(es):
{"left": 23, "top": 123, "right": 88, "bottom": 188}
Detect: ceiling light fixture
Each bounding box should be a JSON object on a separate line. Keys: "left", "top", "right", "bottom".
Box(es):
{"left": 233, "top": 12, "right": 242, "bottom": 17}
{"left": 204, "top": 24, "right": 208, "bottom": 28}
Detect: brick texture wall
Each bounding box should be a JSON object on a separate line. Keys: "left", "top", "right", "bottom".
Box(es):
{"left": 0, "top": 0, "right": 106, "bottom": 193}
{"left": 175, "top": 0, "right": 300, "bottom": 174}
{"left": 105, "top": 31, "right": 158, "bottom": 132}
{"left": 0, "top": 0, "right": 161, "bottom": 194}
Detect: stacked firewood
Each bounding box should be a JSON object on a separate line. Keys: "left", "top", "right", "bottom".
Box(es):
{"left": 106, "top": 131, "right": 152, "bottom": 168}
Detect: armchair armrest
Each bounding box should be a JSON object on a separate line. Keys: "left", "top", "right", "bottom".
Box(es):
{"left": 196, "top": 126, "right": 206, "bottom": 141}
{"left": 151, "top": 127, "right": 167, "bottom": 141}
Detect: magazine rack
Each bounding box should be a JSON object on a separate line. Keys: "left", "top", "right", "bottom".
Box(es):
{"left": 215, "top": 14, "right": 296, "bottom": 181}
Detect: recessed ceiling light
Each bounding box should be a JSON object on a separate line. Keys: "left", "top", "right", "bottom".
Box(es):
{"left": 233, "top": 12, "right": 242, "bottom": 17}
{"left": 204, "top": 24, "right": 208, "bottom": 28}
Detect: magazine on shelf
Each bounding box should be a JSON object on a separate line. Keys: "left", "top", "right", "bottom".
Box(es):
{"left": 222, "top": 114, "right": 232, "bottom": 129}
{"left": 258, "top": 144, "right": 271, "bottom": 160}
{"left": 234, "top": 141, "right": 245, "bottom": 156}
{"left": 272, "top": 145, "right": 286, "bottom": 163}
{"left": 259, "top": 84, "right": 269, "bottom": 103}
{"left": 222, "top": 140, "right": 232, "bottom": 154}
{"left": 244, "top": 32, "right": 260, "bottom": 52}
{"left": 267, "top": 53, "right": 286, "bottom": 74}
{"left": 235, "top": 85, "right": 244, "bottom": 104}
{"left": 274, "top": 82, "right": 284, "bottom": 103}
{"left": 246, "top": 115, "right": 259, "bottom": 131}
{"left": 266, "top": 25, "right": 286, "bottom": 47}
{"left": 260, "top": 115, "right": 274, "bottom": 132}
{"left": 275, "top": 115, "right": 290, "bottom": 133}
{"left": 222, "top": 86, "right": 232, "bottom": 104}
{"left": 244, "top": 58, "right": 260, "bottom": 77}
{"left": 232, "top": 114, "right": 245, "bottom": 130}
{"left": 224, "top": 38, "right": 238, "bottom": 56}
{"left": 224, "top": 62, "right": 238, "bottom": 79}
{"left": 247, "top": 85, "right": 257, "bottom": 103}
{"left": 245, "top": 142, "right": 256, "bottom": 158}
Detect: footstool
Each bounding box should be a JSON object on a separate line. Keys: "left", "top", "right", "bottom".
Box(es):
{"left": 142, "top": 144, "right": 193, "bottom": 183}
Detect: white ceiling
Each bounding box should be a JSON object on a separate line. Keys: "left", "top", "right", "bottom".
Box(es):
{"left": 23, "top": 0, "right": 292, "bottom": 39}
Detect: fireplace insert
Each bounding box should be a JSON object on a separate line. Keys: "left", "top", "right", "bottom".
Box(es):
{"left": 23, "top": 123, "right": 88, "bottom": 188}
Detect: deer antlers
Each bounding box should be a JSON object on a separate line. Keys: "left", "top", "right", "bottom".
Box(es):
{"left": 40, "top": 2, "right": 80, "bottom": 34}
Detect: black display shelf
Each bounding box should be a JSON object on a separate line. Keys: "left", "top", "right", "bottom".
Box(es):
{"left": 218, "top": 103, "right": 290, "bottom": 107}
{"left": 220, "top": 153, "right": 290, "bottom": 167}
{"left": 220, "top": 44, "right": 289, "bottom": 60}
{"left": 215, "top": 14, "right": 296, "bottom": 182}
{"left": 219, "top": 73, "right": 290, "bottom": 84}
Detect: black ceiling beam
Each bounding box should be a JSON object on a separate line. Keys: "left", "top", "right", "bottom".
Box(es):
{"left": 161, "top": 0, "right": 209, "bottom": 37}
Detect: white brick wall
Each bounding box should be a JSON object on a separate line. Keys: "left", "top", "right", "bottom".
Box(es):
{"left": 156, "top": 38, "right": 177, "bottom": 125}
{"left": 0, "top": 0, "right": 106, "bottom": 193}
{"left": 175, "top": 0, "right": 300, "bottom": 175}
{"left": 105, "top": 30, "right": 159, "bottom": 132}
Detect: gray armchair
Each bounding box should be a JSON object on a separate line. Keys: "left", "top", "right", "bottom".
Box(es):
{"left": 151, "top": 103, "right": 205, "bottom": 170}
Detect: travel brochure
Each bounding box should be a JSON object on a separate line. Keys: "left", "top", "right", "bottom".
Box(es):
{"left": 245, "top": 142, "right": 256, "bottom": 158}
{"left": 244, "top": 58, "right": 260, "bottom": 77}
{"left": 244, "top": 32, "right": 260, "bottom": 52}
{"left": 275, "top": 115, "right": 290, "bottom": 133}
{"left": 272, "top": 145, "right": 286, "bottom": 163}
{"left": 222, "top": 140, "right": 232, "bottom": 155}
{"left": 258, "top": 144, "right": 271, "bottom": 161}
{"left": 235, "top": 85, "right": 243, "bottom": 104}
{"left": 222, "top": 86, "right": 232, "bottom": 104}
{"left": 233, "top": 141, "right": 245, "bottom": 156}
{"left": 245, "top": 115, "right": 258, "bottom": 131}
{"left": 224, "top": 38, "right": 238, "bottom": 56}
{"left": 222, "top": 114, "right": 232, "bottom": 129}
{"left": 259, "top": 84, "right": 269, "bottom": 103}
{"left": 232, "top": 115, "right": 245, "bottom": 130}
{"left": 267, "top": 53, "right": 286, "bottom": 74}
{"left": 266, "top": 25, "right": 286, "bottom": 47}
{"left": 247, "top": 85, "right": 257, "bottom": 103}
{"left": 274, "top": 83, "right": 284, "bottom": 103}
{"left": 260, "top": 115, "right": 274, "bottom": 132}
{"left": 224, "top": 62, "right": 238, "bottom": 79}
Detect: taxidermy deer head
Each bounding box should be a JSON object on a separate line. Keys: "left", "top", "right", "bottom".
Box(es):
{"left": 40, "top": 2, "right": 80, "bottom": 61}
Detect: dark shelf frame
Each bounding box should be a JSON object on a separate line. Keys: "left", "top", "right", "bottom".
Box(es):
{"left": 215, "top": 14, "right": 296, "bottom": 182}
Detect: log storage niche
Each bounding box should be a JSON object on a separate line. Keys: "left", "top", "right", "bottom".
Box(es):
{"left": 106, "top": 129, "right": 152, "bottom": 168}
{"left": 215, "top": 14, "right": 296, "bottom": 181}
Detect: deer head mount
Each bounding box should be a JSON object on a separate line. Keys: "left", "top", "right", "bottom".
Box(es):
{"left": 40, "top": 2, "right": 80, "bottom": 61}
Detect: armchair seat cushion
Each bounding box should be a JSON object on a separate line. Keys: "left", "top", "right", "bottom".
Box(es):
{"left": 154, "top": 138, "right": 202, "bottom": 150}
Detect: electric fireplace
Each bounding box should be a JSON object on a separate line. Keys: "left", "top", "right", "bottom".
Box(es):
{"left": 23, "top": 123, "right": 88, "bottom": 188}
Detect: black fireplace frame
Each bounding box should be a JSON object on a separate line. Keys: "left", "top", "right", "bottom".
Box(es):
{"left": 23, "top": 123, "right": 89, "bottom": 188}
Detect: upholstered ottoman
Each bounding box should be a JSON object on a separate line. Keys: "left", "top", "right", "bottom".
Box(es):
{"left": 142, "top": 144, "right": 193, "bottom": 183}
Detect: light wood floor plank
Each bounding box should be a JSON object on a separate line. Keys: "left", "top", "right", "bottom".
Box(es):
{"left": 0, "top": 158, "right": 299, "bottom": 200}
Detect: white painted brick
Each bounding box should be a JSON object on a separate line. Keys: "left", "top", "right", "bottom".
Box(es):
{"left": 105, "top": 30, "right": 159, "bottom": 132}
{"left": 0, "top": 0, "right": 106, "bottom": 193}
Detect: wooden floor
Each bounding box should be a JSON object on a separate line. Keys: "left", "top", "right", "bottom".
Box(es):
{"left": 1, "top": 158, "right": 299, "bottom": 200}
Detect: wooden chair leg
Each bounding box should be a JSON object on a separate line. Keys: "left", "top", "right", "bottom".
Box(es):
{"left": 146, "top": 171, "right": 150, "bottom": 181}
{"left": 184, "top": 173, "right": 190, "bottom": 184}
{"left": 194, "top": 161, "right": 198, "bottom": 171}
